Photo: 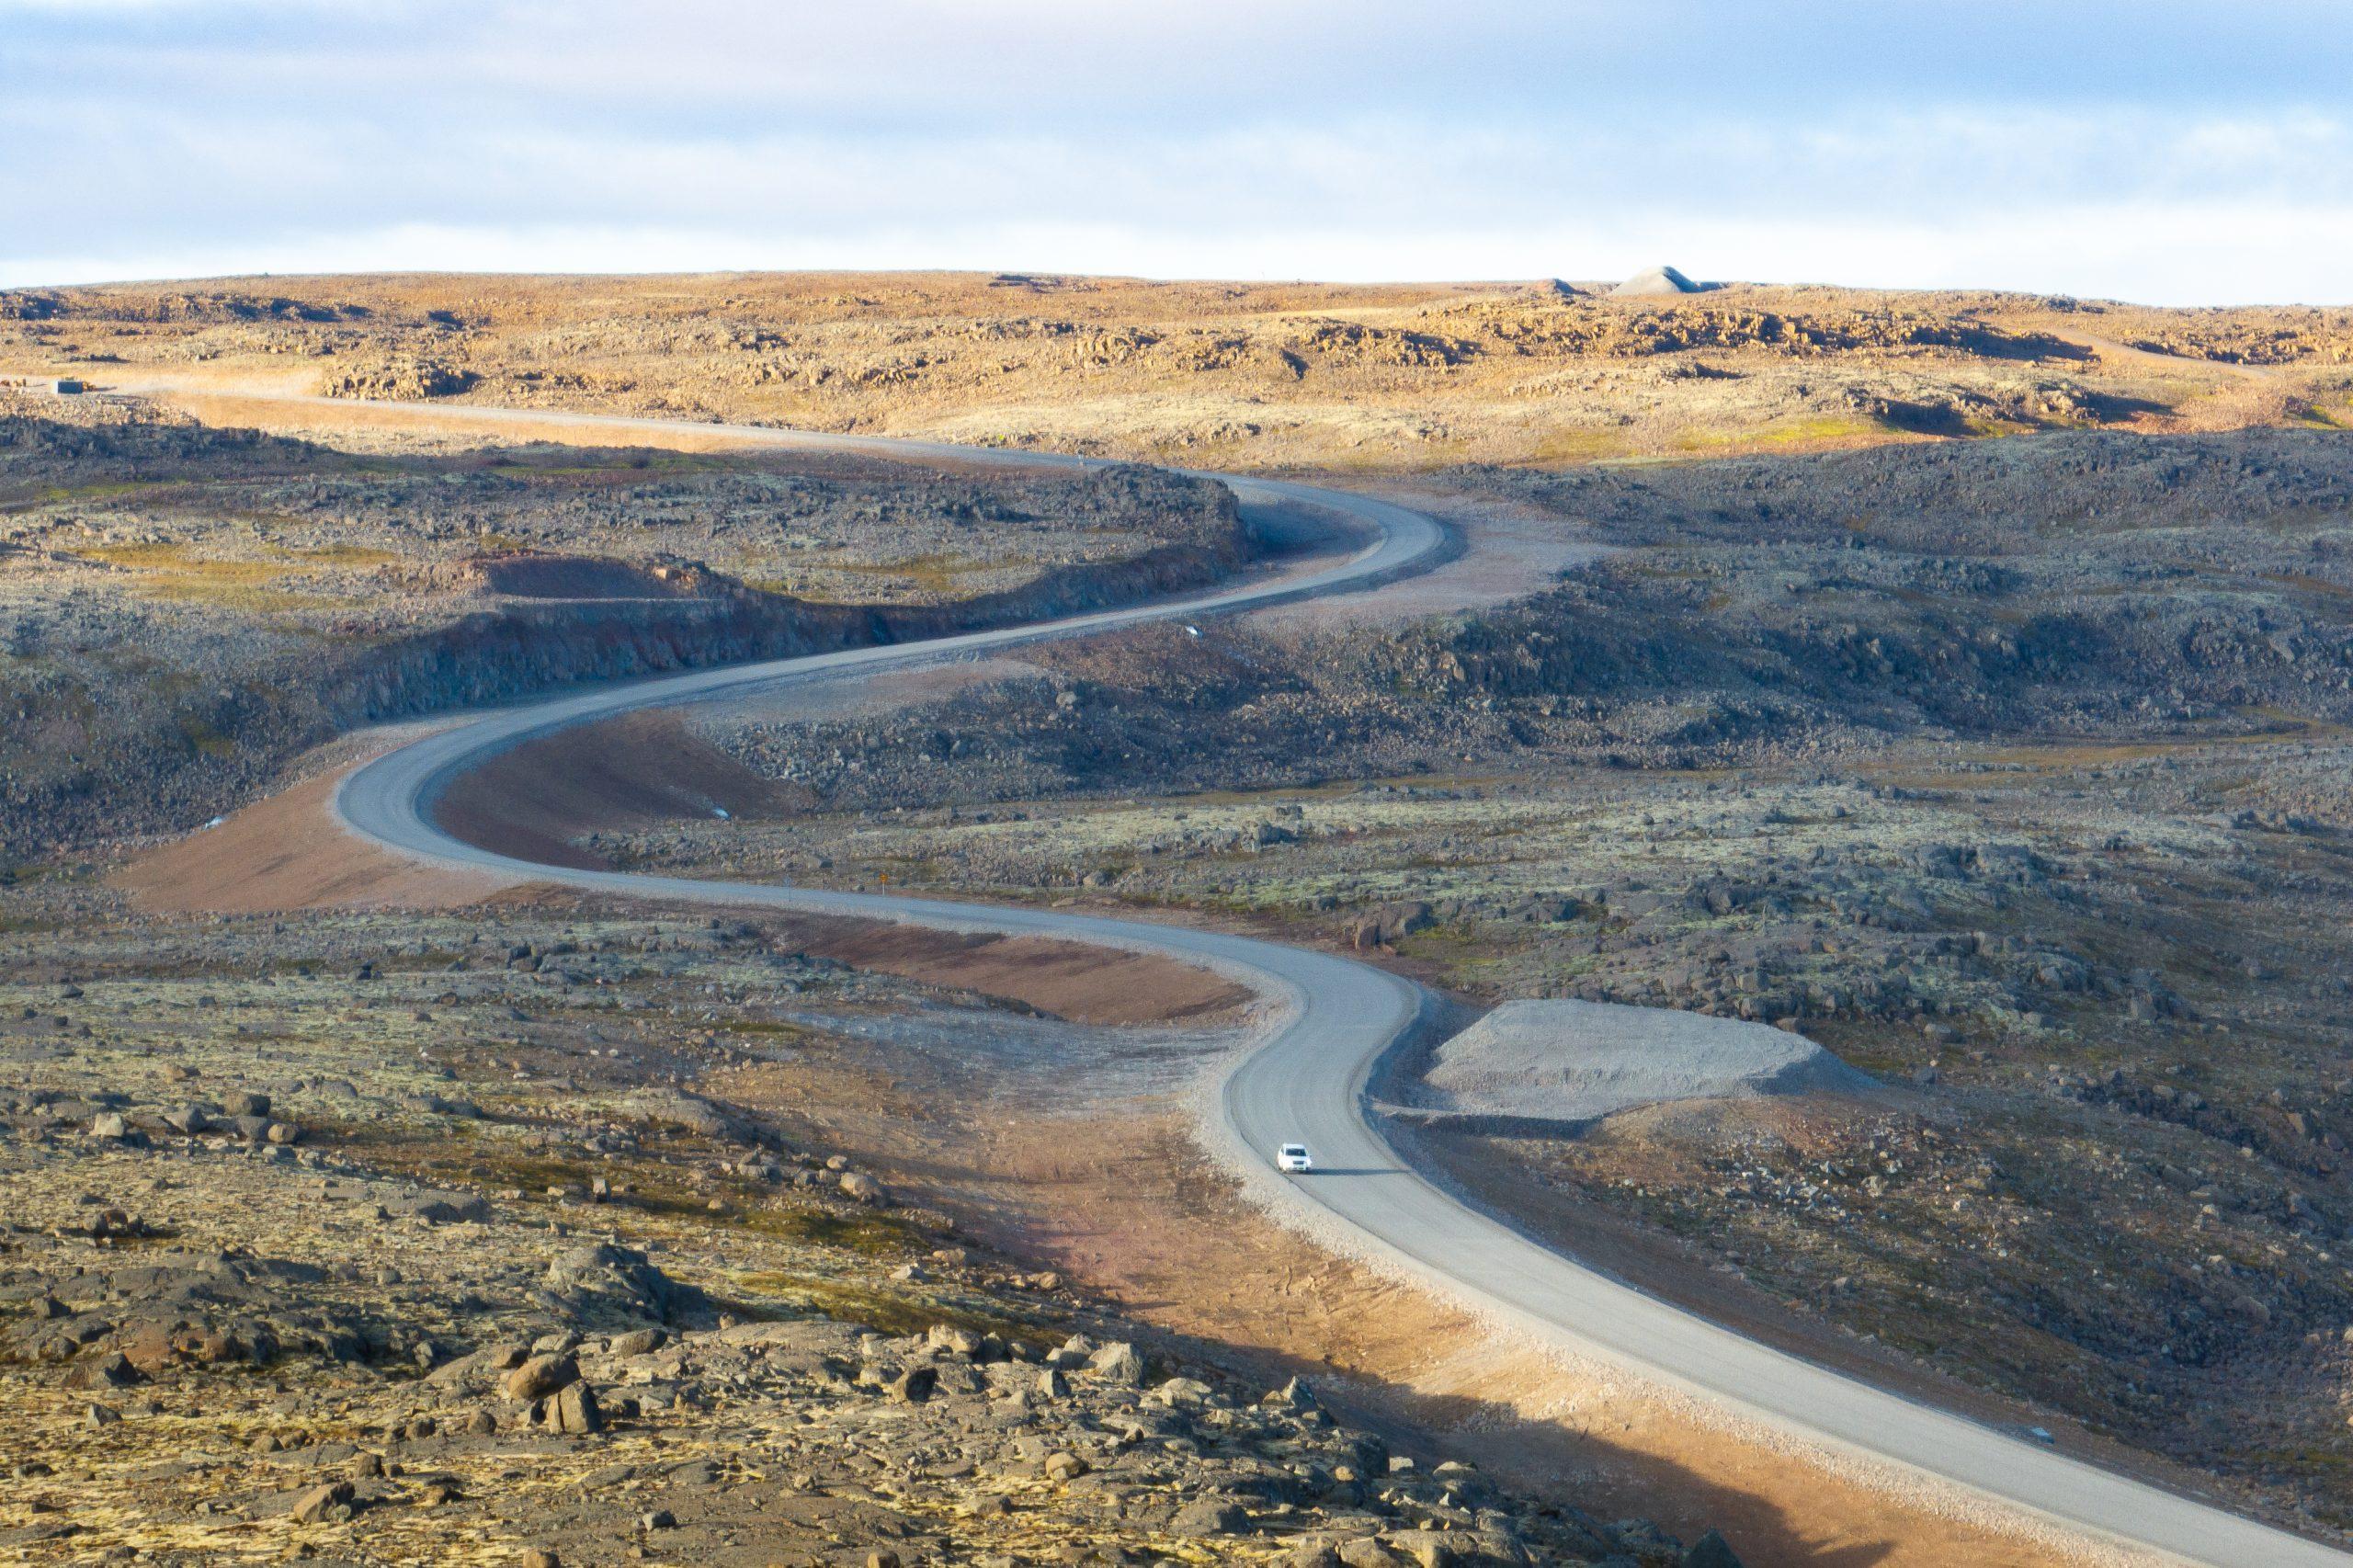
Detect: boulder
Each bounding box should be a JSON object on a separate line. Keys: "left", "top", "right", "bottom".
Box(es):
{"left": 1384, "top": 1529, "right": 1530, "bottom": 1566}
{"left": 1087, "top": 1341, "right": 1144, "bottom": 1383}
{"left": 1352, "top": 901, "right": 1435, "bottom": 949}
{"left": 1150, "top": 1375, "right": 1213, "bottom": 1408}
{"left": 631, "top": 1091, "right": 758, "bottom": 1142}
{"left": 382, "top": 1188, "right": 491, "bottom": 1225}
{"left": 65, "top": 1351, "right": 141, "bottom": 1389}
{"left": 926, "top": 1323, "right": 983, "bottom": 1356}
{"left": 1170, "top": 1497, "right": 1251, "bottom": 1537}
{"left": 1264, "top": 1376, "right": 1318, "bottom": 1410}
{"left": 290, "top": 1481, "right": 354, "bottom": 1525}
{"left": 543, "top": 1242, "right": 697, "bottom": 1326}
{"left": 426, "top": 1341, "right": 529, "bottom": 1389}
{"left": 501, "top": 1353, "right": 579, "bottom": 1402}
{"left": 541, "top": 1381, "right": 603, "bottom": 1435}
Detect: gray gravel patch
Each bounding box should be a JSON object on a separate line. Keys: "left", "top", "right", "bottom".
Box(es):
{"left": 1410, "top": 998, "right": 1875, "bottom": 1131}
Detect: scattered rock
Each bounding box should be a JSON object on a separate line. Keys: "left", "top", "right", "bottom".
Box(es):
{"left": 290, "top": 1481, "right": 355, "bottom": 1525}
{"left": 607, "top": 1327, "right": 665, "bottom": 1358}
{"left": 66, "top": 1353, "right": 142, "bottom": 1390}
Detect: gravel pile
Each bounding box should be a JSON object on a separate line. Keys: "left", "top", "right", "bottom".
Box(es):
{"left": 1414, "top": 999, "right": 1875, "bottom": 1131}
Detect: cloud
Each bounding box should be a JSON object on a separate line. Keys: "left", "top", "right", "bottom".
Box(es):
{"left": 3, "top": 1, "right": 2348, "bottom": 301}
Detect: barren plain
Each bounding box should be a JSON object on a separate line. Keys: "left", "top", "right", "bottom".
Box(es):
{"left": 7, "top": 269, "right": 2353, "bottom": 470}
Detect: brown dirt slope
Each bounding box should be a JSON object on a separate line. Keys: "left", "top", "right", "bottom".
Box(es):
{"left": 433, "top": 710, "right": 813, "bottom": 871}
{"left": 116, "top": 762, "right": 511, "bottom": 915}
{"left": 770, "top": 913, "right": 1251, "bottom": 1028}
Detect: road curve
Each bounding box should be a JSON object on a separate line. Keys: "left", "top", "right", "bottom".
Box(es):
{"left": 309, "top": 397, "right": 2345, "bottom": 1568}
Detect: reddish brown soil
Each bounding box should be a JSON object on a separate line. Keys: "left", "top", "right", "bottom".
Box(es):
{"left": 433, "top": 710, "right": 813, "bottom": 869}
{"left": 763, "top": 910, "right": 1249, "bottom": 1028}
{"left": 115, "top": 762, "right": 512, "bottom": 915}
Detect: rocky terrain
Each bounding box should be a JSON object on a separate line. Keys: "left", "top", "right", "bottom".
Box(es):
{"left": 0, "top": 392, "right": 1245, "bottom": 853}
{"left": 581, "top": 428, "right": 2353, "bottom": 1536}
{"left": 9, "top": 272, "right": 2353, "bottom": 1562}
{"left": 0, "top": 880, "right": 1735, "bottom": 1566}
{"left": 5, "top": 271, "right": 2351, "bottom": 470}
{"left": 675, "top": 429, "right": 2353, "bottom": 807}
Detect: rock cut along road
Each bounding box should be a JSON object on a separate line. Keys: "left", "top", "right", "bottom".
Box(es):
{"left": 309, "top": 396, "right": 2344, "bottom": 1568}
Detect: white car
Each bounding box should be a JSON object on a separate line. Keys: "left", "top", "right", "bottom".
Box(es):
{"left": 1277, "top": 1142, "right": 1313, "bottom": 1174}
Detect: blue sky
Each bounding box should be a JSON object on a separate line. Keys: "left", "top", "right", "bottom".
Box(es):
{"left": 5, "top": 0, "right": 2349, "bottom": 302}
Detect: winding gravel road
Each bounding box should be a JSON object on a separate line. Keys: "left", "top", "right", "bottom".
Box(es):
{"left": 316, "top": 399, "right": 2346, "bottom": 1567}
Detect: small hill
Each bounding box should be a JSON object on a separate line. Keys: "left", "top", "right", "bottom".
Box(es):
{"left": 1610, "top": 264, "right": 1708, "bottom": 298}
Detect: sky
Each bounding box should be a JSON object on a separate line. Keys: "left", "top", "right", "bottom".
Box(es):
{"left": 4, "top": 0, "right": 2350, "bottom": 304}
